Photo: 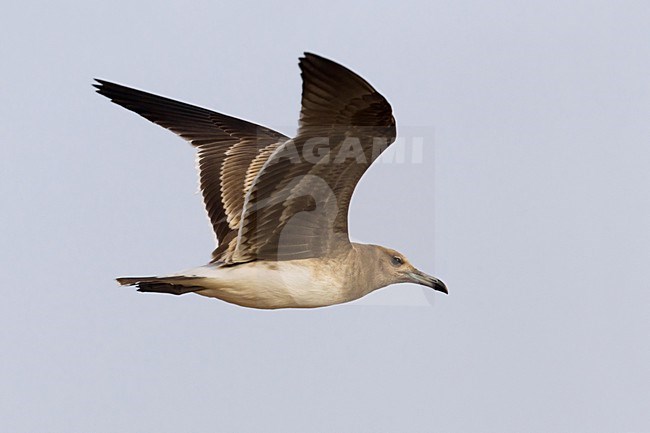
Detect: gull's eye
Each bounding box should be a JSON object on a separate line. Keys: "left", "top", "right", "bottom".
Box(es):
{"left": 391, "top": 256, "right": 403, "bottom": 266}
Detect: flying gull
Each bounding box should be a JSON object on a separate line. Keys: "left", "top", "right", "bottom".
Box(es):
{"left": 94, "top": 52, "right": 447, "bottom": 309}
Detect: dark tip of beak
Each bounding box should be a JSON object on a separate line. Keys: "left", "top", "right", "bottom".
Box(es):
{"left": 408, "top": 271, "right": 448, "bottom": 294}
{"left": 433, "top": 279, "right": 448, "bottom": 295}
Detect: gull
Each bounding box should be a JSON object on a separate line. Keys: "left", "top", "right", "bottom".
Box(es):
{"left": 94, "top": 52, "right": 447, "bottom": 309}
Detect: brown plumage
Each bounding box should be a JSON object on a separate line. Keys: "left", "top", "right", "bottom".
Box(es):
{"left": 96, "top": 53, "right": 446, "bottom": 309}
{"left": 93, "top": 78, "right": 288, "bottom": 258}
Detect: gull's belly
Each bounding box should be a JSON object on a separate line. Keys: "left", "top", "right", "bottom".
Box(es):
{"left": 188, "top": 261, "right": 348, "bottom": 309}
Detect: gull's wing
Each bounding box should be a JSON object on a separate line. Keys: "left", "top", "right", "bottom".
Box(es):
{"left": 222, "top": 53, "right": 397, "bottom": 262}
{"left": 93, "top": 80, "right": 289, "bottom": 255}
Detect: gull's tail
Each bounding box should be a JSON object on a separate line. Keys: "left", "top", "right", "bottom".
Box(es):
{"left": 117, "top": 276, "right": 206, "bottom": 295}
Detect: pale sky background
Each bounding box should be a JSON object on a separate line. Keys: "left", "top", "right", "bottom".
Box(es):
{"left": 1, "top": 1, "right": 649, "bottom": 432}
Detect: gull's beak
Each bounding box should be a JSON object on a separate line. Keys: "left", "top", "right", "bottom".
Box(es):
{"left": 407, "top": 270, "right": 448, "bottom": 294}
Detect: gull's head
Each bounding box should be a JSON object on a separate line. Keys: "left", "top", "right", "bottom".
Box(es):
{"left": 362, "top": 245, "right": 448, "bottom": 294}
